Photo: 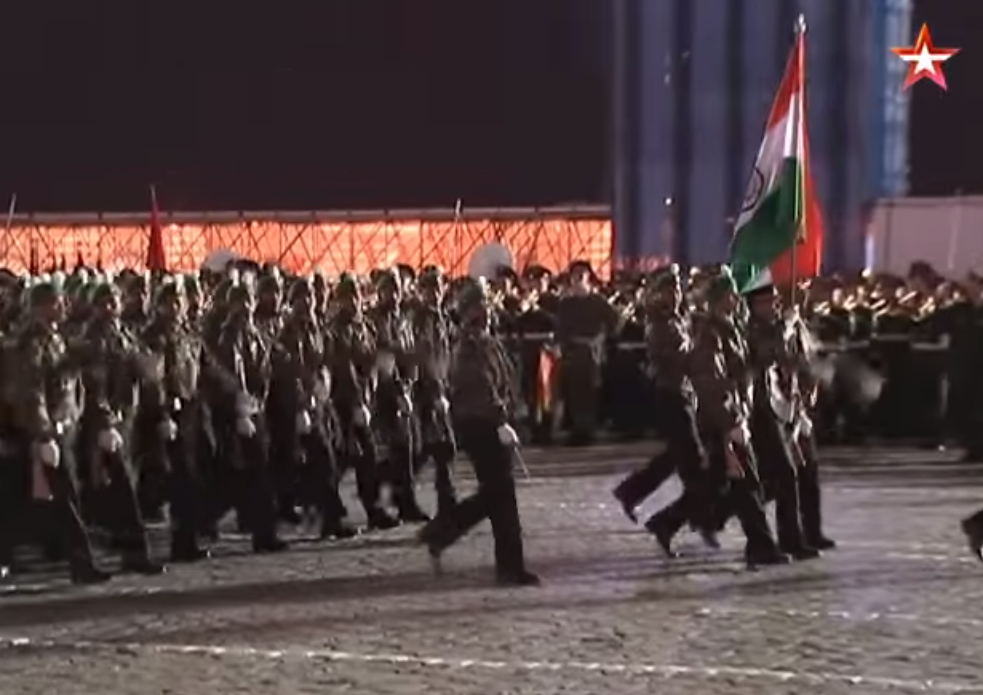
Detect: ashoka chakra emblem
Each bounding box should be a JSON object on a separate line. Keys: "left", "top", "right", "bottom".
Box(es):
{"left": 741, "top": 167, "right": 766, "bottom": 213}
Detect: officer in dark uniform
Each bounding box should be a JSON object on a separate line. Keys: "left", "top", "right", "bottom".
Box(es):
{"left": 555, "top": 261, "right": 618, "bottom": 445}
{"left": 418, "top": 278, "right": 539, "bottom": 587}
{"left": 514, "top": 265, "right": 558, "bottom": 444}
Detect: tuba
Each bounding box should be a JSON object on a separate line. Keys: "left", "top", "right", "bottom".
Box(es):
{"left": 467, "top": 242, "right": 514, "bottom": 281}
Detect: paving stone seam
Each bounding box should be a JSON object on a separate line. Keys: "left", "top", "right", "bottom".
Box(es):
{"left": 696, "top": 606, "right": 983, "bottom": 629}
{"left": 0, "top": 637, "right": 976, "bottom": 693}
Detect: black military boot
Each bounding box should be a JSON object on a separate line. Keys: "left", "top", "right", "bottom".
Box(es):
{"left": 961, "top": 514, "right": 983, "bottom": 562}
{"left": 71, "top": 563, "right": 112, "bottom": 585}
{"left": 121, "top": 552, "right": 167, "bottom": 576}
{"left": 170, "top": 531, "right": 211, "bottom": 563}
{"left": 366, "top": 507, "right": 400, "bottom": 531}
{"left": 495, "top": 568, "right": 541, "bottom": 587}
{"left": 644, "top": 514, "right": 680, "bottom": 559}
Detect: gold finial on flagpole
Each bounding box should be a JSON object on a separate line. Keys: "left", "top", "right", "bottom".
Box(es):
{"left": 795, "top": 14, "right": 807, "bottom": 34}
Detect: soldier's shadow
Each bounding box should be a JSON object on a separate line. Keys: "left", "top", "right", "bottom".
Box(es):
{"left": 1, "top": 544, "right": 968, "bottom": 636}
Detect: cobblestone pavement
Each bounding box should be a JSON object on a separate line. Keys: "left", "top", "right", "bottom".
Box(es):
{"left": 2, "top": 446, "right": 983, "bottom": 694}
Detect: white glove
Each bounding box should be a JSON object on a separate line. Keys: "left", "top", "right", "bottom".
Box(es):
{"left": 296, "top": 410, "right": 313, "bottom": 434}
{"left": 798, "top": 413, "right": 813, "bottom": 438}
{"left": 236, "top": 417, "right": 257, "bottom": 438}
{"left": 436, "top": 396, "right": 450, "bottom": 413}
{"left": 497, "top": 423, "right": 520, "bottom": 448}
{"left": 727, "top": 425, "right": 749, "bottom": 447}
{"left": 35, "top": 440, "right": 60, "bottom": 468}
{"left": 353, "top": 404, "right": 371, "bottom": 427}
{"left": 97, "top": 428, "right": 124, "bottom": 453}
{"left": 397, "top": 393, "right": 413, "bottom": 416}
{"left": 158, "top": 419, "right": 178, "bottom": 441}
{"left": 236, "top": 393, "right": 257, "bottom": 417}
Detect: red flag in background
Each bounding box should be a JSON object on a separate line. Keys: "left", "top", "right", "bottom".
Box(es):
{"left": 146, "top": 185, "right": 167, "bottom": 273}
{"left": 28, "top": 238, "right": 39, "bottom": 275}
{"left": 535, "top": 349, "right": 558, "bottom": 418}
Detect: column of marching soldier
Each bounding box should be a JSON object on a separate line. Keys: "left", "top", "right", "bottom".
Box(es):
{"left": 3, "top": 258, "right": 983, "bottom": 589}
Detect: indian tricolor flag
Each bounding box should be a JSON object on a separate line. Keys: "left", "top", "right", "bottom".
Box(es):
{"left": 730, "top": 17, "right": 823, "bottom": 294}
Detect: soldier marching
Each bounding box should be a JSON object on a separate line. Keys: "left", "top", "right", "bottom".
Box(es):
{"left": 3, "top": 255, "right": 983, "bottom": 587}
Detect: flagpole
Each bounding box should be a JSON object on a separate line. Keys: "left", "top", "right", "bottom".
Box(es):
{"left": 789, "top": 14, "right": 807, "bottom": 312}
{"left": 4, "top": 193, "right": 16, "bottom": 235}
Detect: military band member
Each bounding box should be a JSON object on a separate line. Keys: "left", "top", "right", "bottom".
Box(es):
{"left": 555, "top": 260, "right": 618, "bottom": 445}
{"left": 419, "top": 278, "right": 539, "bottom": 586}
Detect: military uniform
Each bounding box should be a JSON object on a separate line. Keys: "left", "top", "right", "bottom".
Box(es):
{"left": 212, "top": 282, "right": 286, "bottom": 553}
{"left": 419, "top": 279, "right": 538, "bottom": 587}
{"left": 8, "top": 283, "right": 108, "bottom": 583}
{"left": 325, "top": 275, "right": 398, "bottom": 530}
{"left": 271, "top": 280, "right": 352, "bottom": 539}
{"left": 140, "top": 280, "right": 211, "bottom": 562}
{"left": 409, "top": 266, "right": 457, "bottom": 516}
{"left": 745, "top": 286, "right": 818, "bottom": 560}
{"left": 692, "top": 272, "right": 786, "bottom": 567}
{"left": 786, "top": 311, "right": 836, "bottom": 551}
{"left": 612, "top": 266, "right": 711, "bottom": 556}
{"left": 76, "top": 283, "right": 164, "bottom": 574}
{"left": 366, "top": 270, "right": 427, "bottom": 522}
{"left": 555, "top": 261, "right": 618, "bottom": 445}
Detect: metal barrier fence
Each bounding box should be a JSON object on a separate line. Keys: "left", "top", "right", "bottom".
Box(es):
{"left": 1, "top": 206, "right": 613, "bottom": 277}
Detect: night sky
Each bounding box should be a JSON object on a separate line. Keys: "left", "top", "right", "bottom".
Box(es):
{"left": 908, "top": 0, "right": 982, "bottom": 196}
{"left": 0, "top": 2, "right": 974, "bottom": 212}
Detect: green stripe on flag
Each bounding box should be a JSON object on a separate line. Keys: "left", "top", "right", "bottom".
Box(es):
{"left": 730, "top": 157, "right": 804, "bottom": 293}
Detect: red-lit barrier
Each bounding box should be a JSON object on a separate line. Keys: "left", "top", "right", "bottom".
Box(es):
{"left": 3, "top": 207, "right": 613, "bottom": 278}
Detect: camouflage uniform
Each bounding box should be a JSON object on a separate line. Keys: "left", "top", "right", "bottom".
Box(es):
{"left": 745, "top": 285, "right": 817, "bottom": 560}
{"left": 271, "top": 279, "right": 352, "bottom": 539}
{"left": 366, "top": 269, "right": 427, "bottom": 523}
{"left": 76, "top": 282, "right": 163, "bottom": 574}
{"left": 140, "top": 279, "right": 210, "bottom": 562}
{"left": 408, "top": 266, "right": 457, "bottom": 516}
{"left": 693, "top": 272, "right": 786, "bottom": 567}
{"left": 213, "top": 282, "right": 286, "bottom": 553}
{"left": 325, "top": 275, "right": 398, "bottom": 530}
{"left": 613, "top": 266, "right": 711, "bottom": 556}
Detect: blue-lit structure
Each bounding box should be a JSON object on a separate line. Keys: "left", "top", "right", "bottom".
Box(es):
{"left": 612, "top": 0, "right": 913, "bottom": 271}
